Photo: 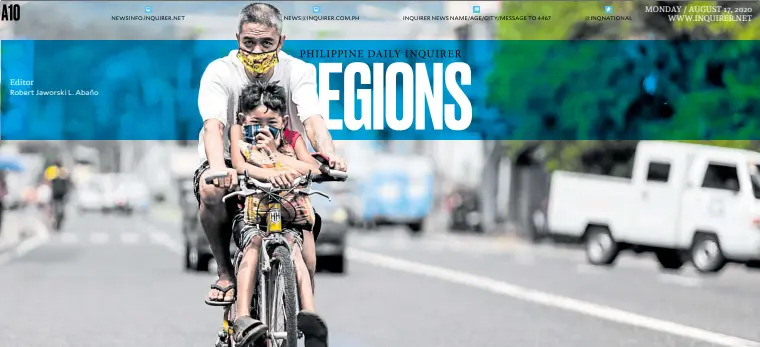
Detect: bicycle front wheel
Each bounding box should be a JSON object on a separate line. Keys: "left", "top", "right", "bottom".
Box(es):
{"left": 268, "top": 245, "right": 298, "bottom": 347}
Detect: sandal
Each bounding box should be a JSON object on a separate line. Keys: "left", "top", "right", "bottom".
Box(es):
{"left": 204, "top": 283, "right": 236, "bottom": 306}
{"left": 298, "top": 311, "right": 328, "bottom": 347}
{"left": 233, "top": 316, "right": 268, "bottom": 347}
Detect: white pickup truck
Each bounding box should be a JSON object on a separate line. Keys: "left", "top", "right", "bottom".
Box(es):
{"left": 547, "top": 141, "right": 760, "bottom": 273}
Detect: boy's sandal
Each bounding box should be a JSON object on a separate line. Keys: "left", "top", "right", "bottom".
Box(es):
{"left": 204, "top": 283, "right": 236, "bottom": 306}
{"left": 233, "top": 316, "right": 268, "bottom": 347}
{"left": 298, "top": 311, "right": 329, "bottom": 347}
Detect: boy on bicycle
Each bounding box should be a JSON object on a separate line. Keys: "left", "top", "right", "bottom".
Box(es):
{"left": 228, "top": 80, "right": 328, "bottom": 347}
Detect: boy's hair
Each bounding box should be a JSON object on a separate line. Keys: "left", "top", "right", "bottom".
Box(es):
{"left": 237, "top": 80, "right": 288, "bottom": 124}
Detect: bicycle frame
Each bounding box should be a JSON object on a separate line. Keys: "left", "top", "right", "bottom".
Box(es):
{"left": 254, "top": 198, "right": 300, "bottom": 344}
{"left": 219, "top": 181, "right": 303, "bottom": 347}
{"left": 209, "top": 168, "right": 346, "bottom": 347}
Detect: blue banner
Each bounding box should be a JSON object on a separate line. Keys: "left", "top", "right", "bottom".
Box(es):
{"left": 1, "top": 40, "right": 494, "bottom": 140}
{"left": 2, "top": 39, "right": 759, "bottom": 140}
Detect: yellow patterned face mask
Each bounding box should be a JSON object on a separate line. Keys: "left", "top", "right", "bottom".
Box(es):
{"left": 237, "top": 49, "right": 279, "bottom": 75}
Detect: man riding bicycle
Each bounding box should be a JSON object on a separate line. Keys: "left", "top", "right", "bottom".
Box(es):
{"left": 194, "top": 3, "right": 347, "bottom": 346}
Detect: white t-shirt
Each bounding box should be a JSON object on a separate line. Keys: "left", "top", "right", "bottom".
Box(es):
{"left": 196, "top": 50, "right": 323, "bottom": 163}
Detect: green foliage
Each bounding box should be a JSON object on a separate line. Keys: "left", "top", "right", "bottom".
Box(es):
{"left": 492, "top": 0, "right": 760, "bottom": 172}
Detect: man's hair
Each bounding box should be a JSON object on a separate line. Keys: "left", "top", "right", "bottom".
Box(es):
{"left": 238, "top": 80, "right": 287, "bottom": 121}
{"left": 238, "top": 3, "right": 283, "bottom": 34}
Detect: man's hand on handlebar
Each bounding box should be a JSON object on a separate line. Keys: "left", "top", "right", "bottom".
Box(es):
{"left": 205, "top": 167, "right": 238, "bottom": 189}
{"left": 312, "top": 152, "right": 347, "bottom": 173}
{"left": 326, "top": 153, "right": 347, "bottom": 172}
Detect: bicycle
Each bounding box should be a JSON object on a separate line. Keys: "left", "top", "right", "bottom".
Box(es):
{"left": 205, "top": 161, "right": 347, "bottom": 347}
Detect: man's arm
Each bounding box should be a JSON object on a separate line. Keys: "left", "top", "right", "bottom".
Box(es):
{"left": 303, "top": 116, "right": 335, "bottom": 154}
{"left": 290, "top": 63, "right": 335, "bottom": 154}
{"left": 199, "top": 61, "right": 230, "bottom": 170}
{"left": 290, "top": 63, "right": 346, "bottom": 170}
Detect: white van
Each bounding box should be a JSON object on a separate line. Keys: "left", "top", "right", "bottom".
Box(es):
{"left": 547, "top": 141, "right": 760, "bottom": 273}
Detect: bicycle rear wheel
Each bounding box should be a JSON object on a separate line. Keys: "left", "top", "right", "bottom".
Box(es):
{"left": 268, "top": 245, "right": 298, "bottom": 347}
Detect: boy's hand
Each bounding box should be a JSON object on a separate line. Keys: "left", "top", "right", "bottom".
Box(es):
{"left": 266, "top": 168, "right": 298, "bottom": 188}
{"left": 255, "top": 128, "right": 278, "bottom": 154}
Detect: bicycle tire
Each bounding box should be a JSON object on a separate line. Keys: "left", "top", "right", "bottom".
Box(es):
{"left": 269, "top": 245, "right": 298, "bottom": 347}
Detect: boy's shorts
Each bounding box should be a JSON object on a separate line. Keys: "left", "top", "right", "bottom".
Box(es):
{"left": 231, "top": 209, "right": 323, "bottom": 251}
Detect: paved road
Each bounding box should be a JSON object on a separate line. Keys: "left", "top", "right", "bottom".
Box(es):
{"left": 1, "top": 211, "right": 760, "bottom": 347}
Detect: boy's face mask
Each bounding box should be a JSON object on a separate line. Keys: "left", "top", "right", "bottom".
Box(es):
{"left": 243, "top": 124, "right": 281, "bottom": 143}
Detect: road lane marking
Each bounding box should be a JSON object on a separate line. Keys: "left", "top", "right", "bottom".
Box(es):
{"left": 140, "top": 223, "right": 185, "bottom": 254}
{"left": 60, "top": 233, "right": 78, "bottom": 244}
{"left": 149, "top": 232, "right": 183, "bottom": 254}
{"left": 347, "top": 248, "right": 760, "bottom": 347}
{"left": 0, "top": 233, "right": 51, "bottom": 266}
{"left": 90, "top": 232, "right": 109, "bottom": 244}
{"left": 120, "top": 232, "right": 140, "bottom": 245}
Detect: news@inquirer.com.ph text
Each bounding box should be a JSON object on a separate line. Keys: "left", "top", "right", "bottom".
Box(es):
{"left": 283, "top": 15, "right": 360, "bottom": 21}
{"left": 645, "top": 5, "right": 753, "bottom": 22}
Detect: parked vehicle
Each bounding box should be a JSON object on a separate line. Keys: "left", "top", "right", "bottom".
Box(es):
{"left": 99, "top": 174, "right": 132, "bottom": 214}
{"left": 547, "top": 141, "right": 760, "bottom": 273}
{"left": 76, "top": 179, "right": 105, "bottom": 212}
{"left": 359, "top": 154, "right": 434, "bottom": 235}
{"left": 114, "top": 174, "right": 151, "bottom": 213}
{"left": 312, "top": 183, "right": 350, "bottom": 273}
{"left": 328, "top": 180, "right": 361, "bottom": 227}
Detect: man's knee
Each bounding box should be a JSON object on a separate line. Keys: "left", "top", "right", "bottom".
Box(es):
{"left": 199, "top": 175, "right": 227, "bottom": 208}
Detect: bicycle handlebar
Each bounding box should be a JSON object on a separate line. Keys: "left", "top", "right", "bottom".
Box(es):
{"left": 203, "top": 167, "right": 347, "bottom": 186}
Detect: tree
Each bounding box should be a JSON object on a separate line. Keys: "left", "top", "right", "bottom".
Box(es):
{"left": 489, "top": 0, "right": 760, "bottom": 172}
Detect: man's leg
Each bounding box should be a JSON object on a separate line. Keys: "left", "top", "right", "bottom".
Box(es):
{"left": 292, "top": 233, "right": 328, "bottom": 347}
{"left": 196, "top": 163, "right": 236, "bottom": 303}
{"left": 292, "top": 242, "right": 315, "bottom": 311}
{"left": 301, "top": 230, "right": 317, "bottom": 291}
